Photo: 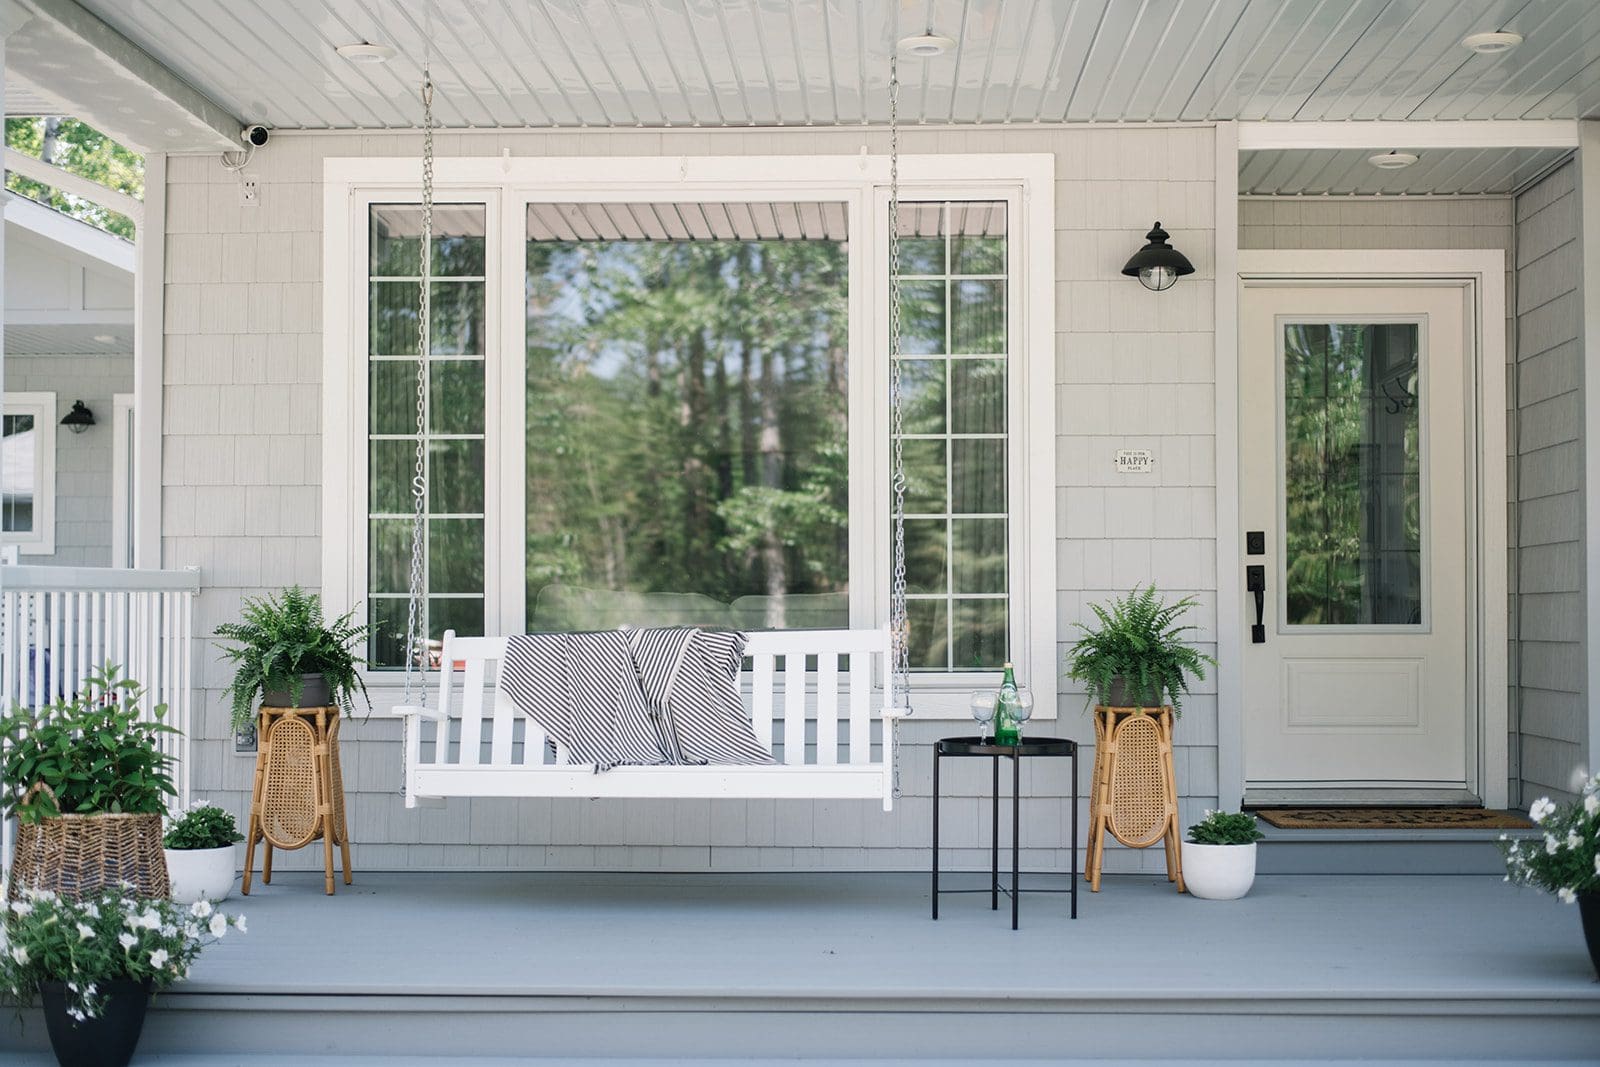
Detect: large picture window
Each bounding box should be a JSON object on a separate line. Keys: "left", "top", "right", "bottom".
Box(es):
{"left": 1, "top": 392, "right": 56, "bottom": 555}
{"left": 328, "top": 155, "right": 1054, "bottom": 709}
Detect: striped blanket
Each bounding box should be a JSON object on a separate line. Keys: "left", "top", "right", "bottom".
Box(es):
{"left": 500, "top": 628, "right": 773, "bottom": 771}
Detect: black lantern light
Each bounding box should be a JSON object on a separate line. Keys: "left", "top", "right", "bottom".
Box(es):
{"left": 60, "top": 400, "right": 95, "bottom": 434}
{"left": 1121, "top": 222, "right": 1194, "bottom": 292}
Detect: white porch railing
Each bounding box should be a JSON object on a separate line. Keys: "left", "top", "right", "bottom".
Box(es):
{"left": 0, "top": 565, "right": 202, "bottom": 870}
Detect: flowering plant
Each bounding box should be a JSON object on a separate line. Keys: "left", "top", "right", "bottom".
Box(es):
{"left": 163, "top": 801, "right": 243, "bottom": 851}
{"left": 1502, "top": 772, "right": 1600, "bottom": 904}
{"left": 1187, "top": 809, "right": 1265, "bottom": 846}
{"left": 0, "top": 886, "right": 245, "bottom": 1021}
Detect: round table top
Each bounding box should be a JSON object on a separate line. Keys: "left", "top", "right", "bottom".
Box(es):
{"left": 935, "top": 735, "right": 1077, "bottom": 757}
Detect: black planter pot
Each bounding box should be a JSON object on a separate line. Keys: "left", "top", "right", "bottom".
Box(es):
{"left": 1107, "top": 675, "right": 1157, "bottom": 709}
{"left": 262, "top": 672, "right": 332, "bottom": 709}
{"left": 40, "top": 978, "right": 151, "bottom": 1067}
{"left": 1581, "top": 892, "right": 1600, "bottom": 979}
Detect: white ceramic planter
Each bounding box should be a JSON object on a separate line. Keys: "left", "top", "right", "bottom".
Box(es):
{"left": 1181, "top": 841, "right": 1257, "bottom": 900}
{"left": 164, "top": 846, "right": 236, "bottom": 904}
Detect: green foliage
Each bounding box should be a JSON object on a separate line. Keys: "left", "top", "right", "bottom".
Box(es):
{"left": 0, "top": 666, "right": 177, "bottom": 822}
{"left": 1187, "top": 810, "right": 1265, "bottom": 846}
{"left": 1, "top": 886, "right": 244, "bottom": 1019}
{"left": 214, "top": 587, "right": 370, "bottom": 733}
{"left": 5, "top": 117, "right": 142, "bottom": 239}
{"left": 1062, "top": 586, "right": 1215, "bottom": 717}
{"left": 1503, "top": 776, "right": 1600, "bottom": 902}
{"left": 163, "top": 803, "right": 243, "bottom": 851}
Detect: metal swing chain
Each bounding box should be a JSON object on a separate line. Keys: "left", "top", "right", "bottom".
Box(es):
{"left": 402, "top": 72, "right": 435, "bottom": 706}
{"left": 887, "top": 50, "right": 911, "bottom": 800}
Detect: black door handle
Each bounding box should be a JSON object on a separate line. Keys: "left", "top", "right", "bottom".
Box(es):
{"left": 1246, "top": 565, "right": 1266, "bottom": 644}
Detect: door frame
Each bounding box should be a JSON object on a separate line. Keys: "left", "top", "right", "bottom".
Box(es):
{"left": 1223, "top": 250, "right": 1507, "bottom": 809}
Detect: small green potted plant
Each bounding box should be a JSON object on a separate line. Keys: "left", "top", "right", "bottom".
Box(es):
{"left": 163, "top": 802, "right": 244, "bottom": 905}
{"left": 1063, "top": 585, "right": 1215, "bottom": 715}
{"left": 0, "top": 666, "right": 178, "bottom": 900}
{"left": 0, "top": 885, "right": 244, "bottom": 1067}
{"left": 1183, "top": 810, "right": 1266, "bottom": 900}
{"left": 215, "top": 585, "right": 371, "bottom": 734}
{"left": 1502, "top": 772, "right": 1600, "bottom": 977}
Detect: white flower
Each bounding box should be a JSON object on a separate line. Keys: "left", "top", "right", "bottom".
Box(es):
{"left": 1545, "top": 835, "right": 1560, "bottom": 855}
{"left": 10, "top": 946, "right": 28, "bottom": 965}
{"left": 75, "top": 923, "right": 94, "bottom": 941}
{"left": 208, "top": 913, "right": 228, "bottom": 938}
{"left": 1530, "top": 797, "right": 1557, "bottom": 823}
{"left": 233, "top": 915, "right": 247, "bottom": 934}
{"left": 149, "top": 948, "right": 169, "bottom": 969}
{"left": 1586, "top": 793, "right": 1599, "bottom": 816}
{"left": 189, "top": 899, "right": 213, "bottom": 919}
{"left": 118, "top": 932, "right": 137, "bottom": 950}
{"left": 67, "top": 1007, "right": 84, "bottom": 1022}
{"left": 183, "top": 922, "right": 200, "bottom": 940}
{"left": 1558, "top": 887, "right": 1578, "bottom": 904}
{"left": 135, "top": 909, "right": 162, "bottom": 931}
{"left": 8, "top": 901, "right": 31, "bottom": 917}
{"left": 1595, "top": 853, "right": 1600, "bottom": 877}
{"left": 81, "top": 903, "right": 99, "bottom": 920}
{"left": 1568, "top": 832, "right": 1584, "bottom": 850}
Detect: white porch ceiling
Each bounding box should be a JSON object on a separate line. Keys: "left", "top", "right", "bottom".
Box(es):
{"left": 56, "top": 0, "right": 1600, "bottom": 132}
{"left": 1239, "top": 145, "right": 1574, "bottom": 196}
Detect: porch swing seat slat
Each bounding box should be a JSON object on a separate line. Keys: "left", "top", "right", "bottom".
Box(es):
{"left": 391, "top": 628, "right": 902, "bottom": 811}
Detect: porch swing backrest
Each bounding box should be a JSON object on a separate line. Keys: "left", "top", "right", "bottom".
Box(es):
{"left": 392, "top": 627, "right": 900, "bottom": 810}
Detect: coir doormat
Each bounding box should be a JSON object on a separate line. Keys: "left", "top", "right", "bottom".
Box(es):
{"left": 1256, "top": 807, "right": 1532, "bottom": 830}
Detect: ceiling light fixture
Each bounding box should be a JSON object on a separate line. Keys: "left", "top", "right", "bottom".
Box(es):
{"left": 1369, "top": 151, "right": 1419, "bottom": 170}
{"left": 897, "top": 33, "right": 956, "bottom": 58}
{"left": 336, "top": 42, "right": 397, "bottom": 63}
{"left": 92, "top": 334, "right": 115, "bottom": 343}
{"left": 1461, "top": 31, "right": 1523, "bottom": 55}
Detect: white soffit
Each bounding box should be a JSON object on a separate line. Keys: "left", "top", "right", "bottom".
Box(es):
{"left": 48, "top": 0, "right": 1600, "bottom": 136}
{"left": 1239, "top": 146, "right": 1574, "bottom": 196}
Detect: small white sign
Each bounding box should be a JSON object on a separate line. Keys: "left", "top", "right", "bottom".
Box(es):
{"left": 1114, "top": 449, "right": 1154, "bottom": 474}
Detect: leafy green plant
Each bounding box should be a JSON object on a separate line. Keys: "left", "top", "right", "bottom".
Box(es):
{"left": 1063, "top": 585, "right": 1216, "bottom": 716}
{"left": 0, "top": 666, "right": 177, "bottom": 822}
{"left": 1502, "top": 773, "right": 1599, "bottom": 904}
{"left": 163, "top": 802, "right": 243, "bottom": 851}
{"left": 214, "top": 586, "right": 370, "bottom": 733}
{"left": 1, "top": 886, "right": 244, "bottom": 1020}
{"left": 1187, "top": 810, "right": 1265, "bottom": 846}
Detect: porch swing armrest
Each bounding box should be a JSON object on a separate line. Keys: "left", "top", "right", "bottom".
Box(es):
{"left": 389, "top": 702, "right": 446, "bottom": 724}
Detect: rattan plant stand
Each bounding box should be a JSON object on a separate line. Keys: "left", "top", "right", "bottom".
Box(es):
{"left": 1085, "top": 705, "right": 1184, "bottom": 893}
{"left": 242, "top": 705, "right": 352, "bottom": 896}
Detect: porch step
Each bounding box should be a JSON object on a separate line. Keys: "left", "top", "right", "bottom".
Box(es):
{"left": 1254, "top": 825, "right": 1526, "bottom": 875}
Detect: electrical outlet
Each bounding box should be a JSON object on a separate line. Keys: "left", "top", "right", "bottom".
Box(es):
{"left": 234, "top": 723, "right": 258, "bottom": 753}
{"left": 239, "top": 177, "right": 259, "bottom": 207}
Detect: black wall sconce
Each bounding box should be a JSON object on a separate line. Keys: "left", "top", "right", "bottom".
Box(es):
{"left": 1121, "top": 222, "right": 1194, "bottom": 292}
{"left": 60, "top": 400, "right": 95, "bottom": 434}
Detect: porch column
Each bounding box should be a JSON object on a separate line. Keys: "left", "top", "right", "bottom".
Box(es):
{"left": 1581, "top": 119, "right": 1600, "bottom": 776}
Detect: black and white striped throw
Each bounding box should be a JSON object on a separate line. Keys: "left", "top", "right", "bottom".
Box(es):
{"left": 627, "top": 628, "right": 774, "bottom": 766}
{"left": 500, "top": 631, "right": 671, "bottom": 771}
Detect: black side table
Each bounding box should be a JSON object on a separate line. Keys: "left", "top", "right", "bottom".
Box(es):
{"left": 932, "top": 735, "right": 1078, "bottom": 929}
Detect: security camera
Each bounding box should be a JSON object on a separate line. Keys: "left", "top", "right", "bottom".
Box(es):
{"left": 240, "top": 125, "right": 270, "bottom": 148}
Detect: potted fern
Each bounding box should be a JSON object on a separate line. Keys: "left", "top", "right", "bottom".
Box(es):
{"left": 1063, "top": 585, "right": 1215, "bottom": 715}
{"left": 215, "top": 586, "right": 371, "bottom": 734}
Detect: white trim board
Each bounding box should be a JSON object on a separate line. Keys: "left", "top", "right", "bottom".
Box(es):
{"left": 1232, "top": 249, "right": 1509, "bottom": 810}
{"left": 1214, "top": 121, "right": 1243, "bottom": 810}
{"left": 1239, "top": 121, "right": 1579, "bottom": 152}
{"left": 1581, "top": 119, "right": 1600, "bottom": 773}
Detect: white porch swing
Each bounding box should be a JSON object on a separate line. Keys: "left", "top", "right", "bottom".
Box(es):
{"left": 390, "top": 51, "right": 915, "bottom": 812}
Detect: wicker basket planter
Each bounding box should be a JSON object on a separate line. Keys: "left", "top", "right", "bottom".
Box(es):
{"left": 6, "top": 785, "right": 170, "bottom": 903}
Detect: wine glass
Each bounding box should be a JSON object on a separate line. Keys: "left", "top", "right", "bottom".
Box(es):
{"left": 969, "top": 691, "right": 996, "bottom": 744}
{"left": 1012, "top": 687, "right": 1034, "bottom": 742}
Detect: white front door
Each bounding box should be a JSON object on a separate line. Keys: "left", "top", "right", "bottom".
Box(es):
{"left": 1240, "top": 282, "right": 1475, "bottom": 801}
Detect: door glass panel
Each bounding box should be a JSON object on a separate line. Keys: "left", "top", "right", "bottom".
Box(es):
{"left": 1282, "top": 322, "right": 1421, "bottom": 626}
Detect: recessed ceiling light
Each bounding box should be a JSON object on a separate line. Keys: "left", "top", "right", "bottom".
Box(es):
{"left": 336, "top": 42, "right": 396, "bottom": 63}
{"left": 897, "top": 33, "right": 956, "bottom": 58}
{"left": 92, "top": 334, "right": 115, "bottom": 344}
{"left": 1461, "top": 31, "right": 1523, "bottom": 55}
{"left": 1369, "top": 151, "right": 1419, "bottom": 170}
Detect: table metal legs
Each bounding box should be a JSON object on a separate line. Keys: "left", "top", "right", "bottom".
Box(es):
{"left": 1011, "top": 751, "right": 1020, "bottom": 930}
{"left": 991, "top": 755, "right": 1000, "bottom": 911}
{"left": 931, "top": 749, "right": 940, "bottom": 920}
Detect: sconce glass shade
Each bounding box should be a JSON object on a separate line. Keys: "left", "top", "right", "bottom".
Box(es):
{"left": 1121, "top": 222, "right": 1195, "bottom": 292}
{"left": 60, "top": 400, "right": 95, "bottom": 434}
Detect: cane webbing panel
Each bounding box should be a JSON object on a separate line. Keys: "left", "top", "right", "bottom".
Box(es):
{"left": 1107, "top": 713, "right": 1169, "bottom": 848}
{"left": 262, "top": 714, "right": 319, "bottom": 849}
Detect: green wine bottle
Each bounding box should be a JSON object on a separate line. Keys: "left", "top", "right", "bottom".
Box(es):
{"left": 993, "top": 662, "right": 1020, "bottom": 745}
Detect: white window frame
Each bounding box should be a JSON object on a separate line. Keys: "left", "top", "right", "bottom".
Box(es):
{"left": 1, "top": 391, "right": 57, "bottom": 556}
{"left": 323, "top": 154, "right": 1055, "bottom": 718}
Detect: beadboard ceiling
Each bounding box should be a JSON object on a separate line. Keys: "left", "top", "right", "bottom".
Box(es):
{"left": 52, "top": 0, "right": 1600, "bottom": 131}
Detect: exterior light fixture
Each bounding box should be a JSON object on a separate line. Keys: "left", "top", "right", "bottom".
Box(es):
{"left": 60, "top": 400, "right": 95, "bottom": 434}
{"left": 1369, "top": 150, "right": 1419, "bottom": 169}
{"left": 1461, "top": 31, "right": 1523, "bottom": 55}
{"left": 897, "top": 33, "right": 956, "bottom": 58}
{"left": 335, "top": 42, "right": 396, "bottom": 63}
{"left": 1121, "top": 222, "right": 1194, "bottom": 292}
